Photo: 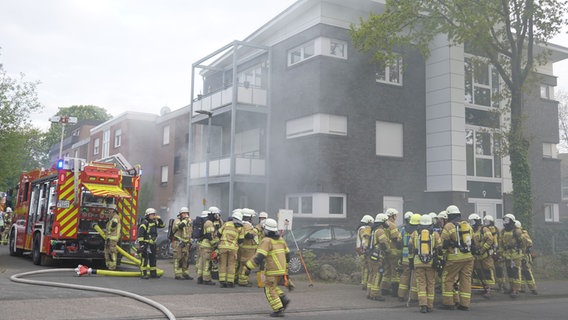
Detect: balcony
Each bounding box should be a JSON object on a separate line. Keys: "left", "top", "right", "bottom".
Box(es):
{"left": 190, "top": 153, "right": 266, "bottom": 180}
{"left": 192, "top": 84, "right": 267, "bottom": 115}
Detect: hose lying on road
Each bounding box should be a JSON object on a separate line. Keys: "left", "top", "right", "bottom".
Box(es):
{"left": 10, "top": 268, "right": 176, "bottom": 320}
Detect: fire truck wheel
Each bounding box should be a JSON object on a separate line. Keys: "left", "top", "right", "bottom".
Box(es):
{"left": 32, "top": 234, "right": 42, "bottom": 265}
{"left": 9, "top": 230, "right": 23, "bottom": 256}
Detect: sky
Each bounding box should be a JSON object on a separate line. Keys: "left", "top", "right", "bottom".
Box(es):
{"left": 1, "top": 0, "right": 567, "bottom": 132}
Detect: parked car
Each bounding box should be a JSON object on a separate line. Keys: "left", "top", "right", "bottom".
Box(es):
{"left": 282, "top": 224, "right": 357, "bottom": 274}
{"left": 155, "top": 228, "right": 197, "bottom": 263}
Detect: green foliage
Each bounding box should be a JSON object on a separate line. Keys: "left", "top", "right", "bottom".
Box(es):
{"left": 350, "top": 0, "right": 567, "bottom": 230}
{"left": 0, "top": 56, "right": 46, "bottom": 190}
{"left": 317, "top": 253, "right": 358, "bottom": 276}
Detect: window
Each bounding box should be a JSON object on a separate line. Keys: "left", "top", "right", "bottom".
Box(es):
{"left": 288, "top": 40, "right": 315, "bottom": 66}
{"left": 562, "top": 184, "right": 568, "bottom": 201}
{"left": 238, "top": 63, "right": 267, "bottom": 89}
{"left": 540, "top": 84, "right": 553, "bottom": 99}
{"left": 160, "top": 166, "right": 168, "bottom": 184}
{"left": 543, "top": 143, "right": 558, "bottom": 159}
{"left": 544, "top": 203, "right": 559, "bottom": 222}
{"left": 93, "top": 138, "right": 100, "bottom": 155}
{"left": 114, "top": 129, "right": 122, "bottom": 148}
{"left": 375, "top": 55, "right": 403, "bottom": 85}
{"left": 286, "top": 193, "right": 346, "bottom": 218}
{"left": 464, "top": 56, "right": 500, "bottom": 107}
{"left": 329, "top": 196, "right": 345, "bottom": 215}
{"left": 328, "top": 39, "right": 347, "bottom": 59}
{"left": 163, "top": 126, "right": 170, "bottom": 145}
{"left": 286, "top": 113, "right": 347, "bottom": 139}
{"left": 102, "top": 130, "right": 110, "bottom": 158}
{"left": 376, "top": 121, "right": 403, "bottom": 157}
{"left": 174, "top": 156, "right": 181, "bottom": 174}
{"left": 287, "top": 195, "right": 313, "bottom": 214}
{"left": 466, "top": 128, "right": 501, "bottom": 178}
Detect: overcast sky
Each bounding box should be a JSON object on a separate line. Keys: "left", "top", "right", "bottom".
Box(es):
{"left": 1, "top": 0, "right": 567, "bottom": 131}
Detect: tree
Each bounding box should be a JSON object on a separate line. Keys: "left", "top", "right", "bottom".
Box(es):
{"left": 0, "top": 54, "right": 44, "bottom": 190}
{"left": 350, "top": 0, "right": 567, "bottom": 231}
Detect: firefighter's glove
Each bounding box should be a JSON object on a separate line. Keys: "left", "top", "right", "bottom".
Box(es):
{"left": 244, "top": 266, "right": 251, "bottom": 276}
{"left": 105, "top": 238, "right": 110, "bottom": 246}
{"left": 244, "top": 233, "right": 255, "bottom": 240}
{"left": 179, "top": 221, "right": 186, "bottom": 229}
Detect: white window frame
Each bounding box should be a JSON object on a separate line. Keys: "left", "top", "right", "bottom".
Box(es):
{"left": 286, "top": 193, "right": 347, "bottom": 218}
{"left": 376, "top": 121, "right": 403, "bottom": 158}
{"left": 544, "top": 203, "right": 559, "bottom": 222}
{"left": 542, "top": 142, "right": 558, "bottom": 159}
{"left": 163, "top": 125, "right": 170, "bottom": 145}
{"left": 286, "top": 113, "right": 347, "bottom": 139}
{"left": 114, "top": 129, "right": 122, "bottom": 148}
{"left": 375, "top": 55, "right": 403, "bottom": 86}
{"left": 465, "top": 127, "right": 502, "bottom": 178}
{"left": 102, "top": 129, "right": 110, "bottom": 158}
{"left": 540, "top": 84, "right": 553, "bottom": 99}
{"left": 160, "top": 165, "right": 168, "bottom": 184}
{"left": 93, "top": 138, "right": 100, "bottom": 155}
{"left": 464, "top": 55, "right": 500, "bottom": 107}
{"left": 288, "top": 40, "right": 316, "bottom": 66}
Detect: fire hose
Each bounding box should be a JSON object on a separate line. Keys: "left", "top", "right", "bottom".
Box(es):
{"left": 10, "top": 268, "right": 175, "bottom": 320}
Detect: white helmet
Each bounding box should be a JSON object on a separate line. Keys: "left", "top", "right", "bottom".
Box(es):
{"left": 241, "top": 208, "right": 256, "bottom": 217}
{"left": 208, "top": 206, "right": 221, "bottom": 214}
{"left": 361, "top": 215, "right": 374, "bottom": 224}
{"left": 504, "top": 213, "right": 516, "bottom": 221}
{"left": 258, "top": 211, "right": 268, "bottom": 219}
{"left": 232, "top": 210, "right": 243, "bottom": 222}
{"left": 420, "top": 214, "right": 432, "bottom": 226}
{"left": 107, "top": 203, "right": 117, "bottom": 211}
{"left": 145, "top": 208, "right": 157, "bottom": 217}
{"left": 385, "top": 208, "right": 399, "bottom": 217}
{"left": 446, "top": 205, "right": 460, "bottom": 214}
{"left": 428, "top": 212, "right": 437, "bottom": 220}
{"left": 6, "top": 207, "right": 13, "bottom": 213}
{"left": 264, "top": 218, "right": 278, "bottom": 232}
{"left": 468, "top": 213, "right": 481, "bottom": 221}
{"left": 404, "top": 211, "right": 414, "bottom": 220}
{"left": 375, "top": 213, "right": 388, "bottom": 223}
{"left": 515, "top": 220, "right": 522, "bottom": 228}
{"left": 178, "top": 207, "right": 189, "bottom": 216}
{"left": 438, "top": 211, "right": 448, "bottom": 219}
{"left": 483, "top": 215, "right": 494, "bottom": 222}
{"left": 201, "top": 210, "right": 209, "bottom": 217}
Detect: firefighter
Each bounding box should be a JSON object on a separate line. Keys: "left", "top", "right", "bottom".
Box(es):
{"left": 173, "top": 207, "right": 193, "bottom": 280}
{"left": 197, "top": 210, "right": 218, "bottom": 285}
{"left": 218, "top": 210, "right": 243, "bottom": 288}
{"left": 0, "top": 209, "right": 5, "bottom": 244}
{"left": 138, "top": 208, "right": 165, "bottom": 279}
{"left": 499, "top": 213, "right": 527, "bottom": 298}
{"left": 255, "top": 211, "right": 269, "bottom": 287}
{"left": 517, "top": 220, "right": 538, "bottom": 295}
{"left": 367, "top": 213, "right": 390, "bottom": 301}
{"left": 356, "top": 214, "right": 374, "bottom": 290}
{"left": 468, "top": 213, "right": 495, "bottom": 298}
{"left": 398, "top": 213, "right": 421, "bottom": 302}
{"left": 244, "top": 218, "right": 291, "bottom": 318}
{"left": 208, "top": 206, "right": 223, "bottom": 279}
{"left": 104, "top": 204, "right": 121, "bottom": 271}
{"left": 439, "top": 205, "right": 474, "bottom": 311}
{"left": 382, "top": 208, "right": 402, "bottom": 297}
{"left": 483, "top": 215, "right": 504, "bottom": 292}
{"left": 409, "top": 214, "right": 442, "bottom": 313}
{"left": 1, "top": 207, "right": 13, "bottom": 245}
{"left": 237, "top": 208, "right": 259, "bottom": 287}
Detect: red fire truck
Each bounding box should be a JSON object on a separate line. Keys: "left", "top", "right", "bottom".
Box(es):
{"left": 8, "top": 154, "right": 141, "bottom": 265}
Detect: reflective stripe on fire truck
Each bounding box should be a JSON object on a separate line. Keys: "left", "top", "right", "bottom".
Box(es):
{"left": 83, "top": 183, "right": 132, "bottom": 198}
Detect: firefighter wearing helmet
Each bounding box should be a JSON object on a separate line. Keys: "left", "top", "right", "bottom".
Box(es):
{"left": 244, "top": 218, "right": 291, "bottom": 317}
{"left": 237, "top": 208, "right": 259, "bottom": 287}
{"left": 439, "top": 205, "right": 474, "bottom": 310}
{"left": 516, "top": 220, "right": 538, "bottom": 295}
{"left": 366, "top": 213, "right": 390, "bottom": 302}
{"left": 103, "top": 204, "right": 121, "bottom": 271}
{"left": 357, "top": 214, "right": 375, "bottom": 290}
{"left": 382, "top": 208, "right": 402, "bottom": 297}
{"left": 196, "top": 209, "right": 218, "bottom": 285}
{"left": 1, "top": 207, "right": 13, "bottom": 245}
{"left": 483, "top": 214, "right": 504, "bottom": 292}
{"left": 397, "top": 212, "right": 419, "bottom": 302}
{"left": 408, "top": 214, "right": 442, "bottom": 313}
{"left": 468, "top": 213, "right": 495, "bottom": 298}
{"left": 217, "top": 209, "right": 243, "bottom": 287}
{"left": 172, "top": 207, "right": 193, "bottom": 280}
{"left": 498, "top": 213, "right": 530, "bottom": 298}
{"left": 138, "top": 208, "right": 165, "bottom": 279}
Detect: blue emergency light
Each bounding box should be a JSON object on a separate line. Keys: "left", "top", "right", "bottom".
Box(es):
{"left": 57, "top": 159, "right": 65, "bottom": 169}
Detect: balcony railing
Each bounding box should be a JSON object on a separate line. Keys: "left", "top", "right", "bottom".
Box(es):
{"left": 190, "top": 153, "right": 265, "bottom": 180}
{"left": 192, "top": 84, "right": 267, "bottom": 115}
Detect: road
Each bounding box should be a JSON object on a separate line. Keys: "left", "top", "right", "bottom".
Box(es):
{"left": 1, "top": 245, "right": 567, "bottom": 320}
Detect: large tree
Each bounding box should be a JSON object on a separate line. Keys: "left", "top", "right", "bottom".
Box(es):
{"left": 0, "top": 54, "right": 44, "bottom": 190}
{"left": 350, "top": 0, "right": 567, "bottom": 231}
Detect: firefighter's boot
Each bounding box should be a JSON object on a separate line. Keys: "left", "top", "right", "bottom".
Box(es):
{"left": 150, "top": 270, "right": 159, "bottom": 278}
{"left": 197, "top": 276, "right": 203, "bottom": 284}
{"left": 141, "top": 271, "right": 149, "bottom": 280}
{"left": 391, "top": 283, "right": 399, "bottom": 297}
{"left": 280, "top": 295, "right": 291, "bottom": 310}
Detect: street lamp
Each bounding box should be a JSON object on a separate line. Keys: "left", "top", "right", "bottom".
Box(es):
{"left": 195, "top": 110, "right": 213, "bottom": 209}
{"left": 50, "top": 116, "right": 78, "bottom": 159}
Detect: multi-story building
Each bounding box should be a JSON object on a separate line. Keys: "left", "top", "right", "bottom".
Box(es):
{"left": 48, "top": 119, "right": 104, "bottom": 163}
{"left": 184, "top": 0, "right": 568, "bottom": 230}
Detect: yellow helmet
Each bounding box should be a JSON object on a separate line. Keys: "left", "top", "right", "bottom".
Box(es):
{"left": 410, "top": 213, "right": 422, "bottom": 225}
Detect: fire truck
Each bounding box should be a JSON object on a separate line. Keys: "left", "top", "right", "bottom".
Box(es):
{"left": 8, "top": 154, "right": 141, "bottom": 266}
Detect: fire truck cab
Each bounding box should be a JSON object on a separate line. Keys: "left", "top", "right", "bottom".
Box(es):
{"left": 8, "top": 154, "right": 141, "bottom": 266}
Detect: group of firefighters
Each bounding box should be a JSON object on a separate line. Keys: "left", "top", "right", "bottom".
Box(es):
{"left": 103, "top": 205, "right": 292, "bottom": 317}
{"left": 356, "top": 205, "right": 537, "bottom": 313}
